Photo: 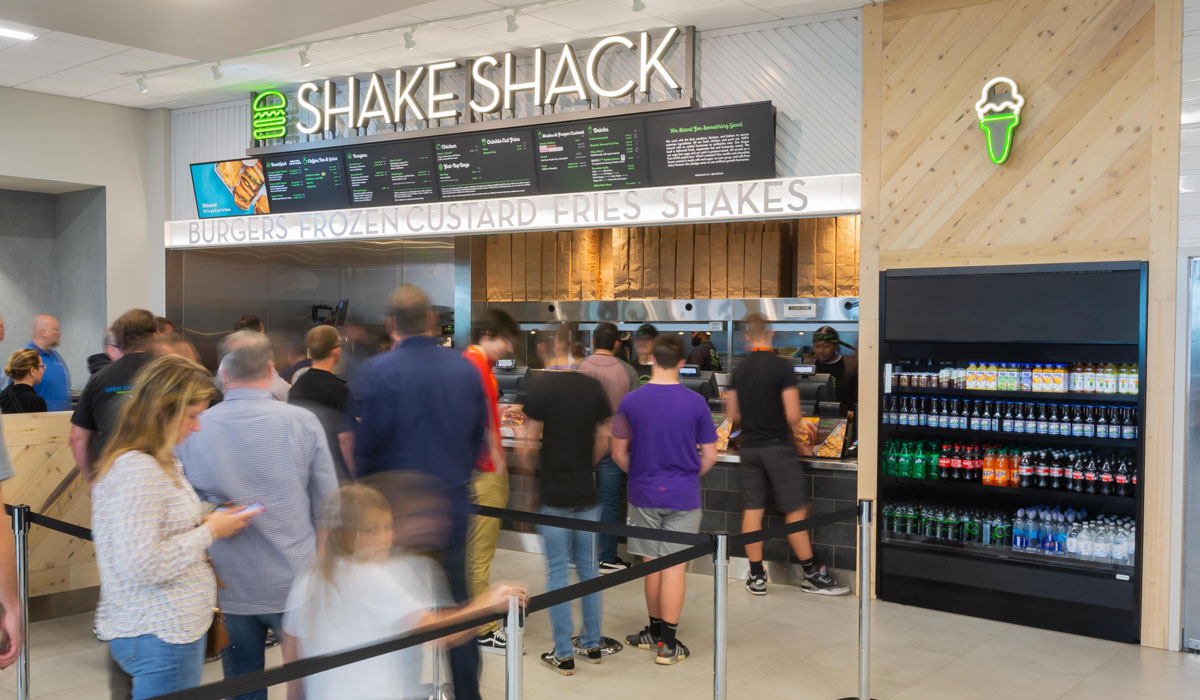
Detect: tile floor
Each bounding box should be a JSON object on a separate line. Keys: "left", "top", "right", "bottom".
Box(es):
{"left": 2, "top": 548, "right": 1198, "bottom": 699}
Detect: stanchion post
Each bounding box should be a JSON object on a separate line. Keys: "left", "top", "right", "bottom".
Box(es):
{"left": 839, "top": 499, "right": 877, "bottom": 700}
{"left": 713, "top": 533, "right": 728, "bottom": 700}
{"left": 12, "top": 505, "right": 30, "bottom": 700}
{"left": 504, "top": 594, "right": 523, "bottom": 700}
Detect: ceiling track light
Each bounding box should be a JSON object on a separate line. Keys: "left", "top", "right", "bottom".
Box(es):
{"left": 633, "top": 0, "right": 646, "bottom": 11}
{"left": 136, "top": 75, "right": 148, "bottom": 94}
{"left": 299, "top": 44, "right": 312, "bottom": 67}
{"left": 211, "top": 62, "right": 223, "bottom": 80}
{"left": 506, "top": 10, "right": 519, "bottom": 33}
{"left": 403, "top": 28, "right": 416, "bottom": 50}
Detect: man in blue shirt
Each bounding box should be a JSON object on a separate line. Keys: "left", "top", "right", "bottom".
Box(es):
{"left": 352, "top": 284, "right": 488, "bottom": 700}
{"left": 27, "top": 315, "right": 70, "bottom": 411}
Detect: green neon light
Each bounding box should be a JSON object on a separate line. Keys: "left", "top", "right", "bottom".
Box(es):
{"left": 252, "top": 90, "right": 288, "bottom": 140}
{"left": 979, "top": 113, "right": 1019, "bottom": 165}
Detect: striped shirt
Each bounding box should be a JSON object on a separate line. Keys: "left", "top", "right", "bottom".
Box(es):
{"left": 92, "top": 451, "right": 215, "bottom": 644}
{"left": 178, "top": 388, "right": 338, "bottom": 615}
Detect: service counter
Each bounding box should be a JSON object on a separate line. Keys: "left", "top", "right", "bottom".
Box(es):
{"left": 499, "top": 439, "right": 859, "bottom": 579}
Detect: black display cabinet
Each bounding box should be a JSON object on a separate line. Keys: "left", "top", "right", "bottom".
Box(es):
{"left": 877, "top": 262, "right": 1147, "bottom": 643}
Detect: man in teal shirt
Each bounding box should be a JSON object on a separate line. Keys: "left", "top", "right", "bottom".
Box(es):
{"left": 27, "top": 315, "right": 70, "bottom": 411}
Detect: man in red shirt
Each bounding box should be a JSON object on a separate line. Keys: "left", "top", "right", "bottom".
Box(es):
{"left": 464, "top": 309, "right": 519, "bottom": 653}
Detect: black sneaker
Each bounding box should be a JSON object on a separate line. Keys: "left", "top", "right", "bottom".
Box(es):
{"left": 599, "top": 558, "right": 633, "bottom": 573}
{"left": 625, "top": 626, "right": 661, "bottom": 650}
{"left": 265, "top": 630, "right": 280, "bottom": 649}
{"left": 800, "top": 566, "right": 851, "bottom": 596}
{"left": 655, "top": 640, "right": 690, "bottom": 665}
{"left": 541, "top": 651, "right": 575, "bottom": 675}
{"left": 476, "top": 628, "right": 507, "bottom": 655}
{"left": 746, "top": 572, "right": 767, "bottom": 596}
{"left": 573, "top": 635, "right": 623, "bottom": 656}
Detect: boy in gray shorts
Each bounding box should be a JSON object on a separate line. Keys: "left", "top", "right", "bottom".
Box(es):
{"left": 612, "top": 334, "right": 718, "bottom": 665}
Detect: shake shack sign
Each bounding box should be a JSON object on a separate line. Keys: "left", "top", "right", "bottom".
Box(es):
{"left": 257, "top": 27, "right": 691, "bottom": 144}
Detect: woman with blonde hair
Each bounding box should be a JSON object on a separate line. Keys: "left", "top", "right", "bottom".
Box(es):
{"left": 0, "top": 349, "right": 46, "bottom": 413}
{"left": 91, "top": 354, "right": 259, "bottom": 699}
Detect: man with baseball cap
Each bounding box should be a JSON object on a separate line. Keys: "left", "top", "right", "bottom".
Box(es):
{"left": 630, "top": 324, "right": 658, "bottom": 387}
{"left": 802, "top": 326, "right": 857, "bottom": 414}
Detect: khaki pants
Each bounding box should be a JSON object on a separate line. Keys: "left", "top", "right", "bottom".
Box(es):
{"left": 467, "top": 469, "right": 510, "bottom": 634}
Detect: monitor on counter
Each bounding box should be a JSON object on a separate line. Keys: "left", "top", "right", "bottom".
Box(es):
{"left": 493, "top": 361, "right": 529, "bottom": 403}
{"left": 332, "top": 299, "right": 349, "bottom": 328}
{"left": 679, "top": 365, "right": 718, "bottom": 400}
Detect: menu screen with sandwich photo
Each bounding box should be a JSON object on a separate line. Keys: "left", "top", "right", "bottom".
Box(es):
{"left": 190, "top": 159, "right": 269, "bottom": 218}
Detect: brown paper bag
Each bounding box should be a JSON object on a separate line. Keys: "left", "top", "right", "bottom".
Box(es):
{"left": 572, "top": 230, "right": 586, "bottom": 300}
{"left": 743, "top": 222, "right": 762, "bottom": 298}
{"left": 510, "top": 233, "right": 526, "bottom": 302}
{"left": 815, "top": 217, "right": 837, "bottom": 297}
{"left": 471, "top": 236, "right": 487, "bottom": 302}
{"left": 709, "top": 222, "right": 727, "bottom": 298}
{"left": 726, "top": 225, "right": 745, "bottom": 298}
{"left": 541, "top": 231, "right": 556, "bottom": 301}
{"left": 836, "top": 216, "right": 860, "bottom": 297}
{"left": 795, "top": 218, "right": 816, "bottom": 297}
{"left": 613, "top": 227, "right": 630, "bottom": 299}
{"left": 693, "top": 224, "right": 710, "bottom": 299}
{"left": 629, "top": 227, "right": 644, "bottom": 297}
{"left": 556, "top": 232, "right": 572, "bottom": 301}
{"left": 600, "top": 229, "right": 614, "bottom": 299}
{"left": 659, "top": 225, "right": 676, "bottom": 298}
{"left": 643, "top": 227, "right": 660, "bottom": 298}
{"left": 584, "top": 229, "right": 601, "bottom": 301}
{"left": 761, "top": 225, "right": 782, "bottom": 297}
{"left": 674, "top": 225, "right": 694, "bottom": 299}
{"left": 496, "top": 235, "right": 512, "bottom": 301}
{"left": 525, "top": 232, "right": 541, "bottom": 302}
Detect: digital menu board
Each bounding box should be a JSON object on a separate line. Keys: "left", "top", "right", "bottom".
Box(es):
{"left": 434, "top": 131, "right": 537, "bottom": 200}
{"left": 536, "top": 119, "right": 648, "bottom": 193}
{"left": 191, "top": 159, "right": 268, "bottom": 218}
{"left": 344, "top": 141, "right": 438, "bottom": 207}
{"left": 263, "top": 149, "right": 349, "bottom": 213}
{"left": 645, "top": 102, "right": 775, "bottom": 185}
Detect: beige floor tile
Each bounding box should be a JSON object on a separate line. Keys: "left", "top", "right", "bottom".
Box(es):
{"left": 0, "top": 646, "right": 109, "bottom": 696}
{"left": 1078, "top": 659, "right": 1200, "bottom": 700}
{"left": 961, "top": 627, "right": 1119, "bottom": 678}
{"left": 808, "top": 637, "right": 958, "bottom": 686}
{"left": 741, "top": 658, "right": 908, "bottom": 700}
{"left": 908, "top": 654, "right": 1084, "bottom": 700}
{"left": 1057, "top": 686, "right": 1174, "bottom": 700}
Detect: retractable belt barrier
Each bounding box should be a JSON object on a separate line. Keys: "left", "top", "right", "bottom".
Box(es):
{"left": 1, "top": 501, "right": 861, "bottom": 700}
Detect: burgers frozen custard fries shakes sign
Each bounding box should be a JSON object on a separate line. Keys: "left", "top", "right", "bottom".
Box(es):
{"left": 976, "top": 77, "right": 1025, "bottom": 165}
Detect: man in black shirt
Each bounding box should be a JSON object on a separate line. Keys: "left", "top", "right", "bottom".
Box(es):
{"left": 630, "top": 324, "right": 658, "bottom": 386}
{"left": 728, "top": 313, "right": 847, "bottom": 597}
{"left": 69, "top": 309, "right": 159, "bottom": 483}
{"left": 520, "top": 353, "right": 621, "bottom": 676}
{"left": 687, "top": 332, "right": 723, "bottom": 372}
{"left": 802, "top": 326, "right": 858, "bottom": 415}
{"left": 289, "top": 325, "right": 353, "bottom": 481}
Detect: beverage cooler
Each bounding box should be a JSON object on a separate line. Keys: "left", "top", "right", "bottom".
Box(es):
{"left": 876, "top": 262, "right": 1147, "bottom": 643}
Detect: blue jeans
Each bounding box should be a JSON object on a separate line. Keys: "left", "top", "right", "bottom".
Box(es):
{"left": 110, "top": 634, "right": 204, "bottom": 700}
{"left": 222, "top": 612, "right": 284, "bottom": 700}
{"left": 595, "top": 457, "right": 625, "bottom": 562}
{"left": 442, "top": 538, "right": 482, "bottom": 700}
{"left": 539, "top": 504, "right": 602, "bottom": 659}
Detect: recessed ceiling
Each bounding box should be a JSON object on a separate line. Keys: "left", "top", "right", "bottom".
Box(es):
{"left": 0, "top": 174, "right": 96, "bottom": 194}
{"left": 0, "top": 0, "right": 866, "bottom": 111}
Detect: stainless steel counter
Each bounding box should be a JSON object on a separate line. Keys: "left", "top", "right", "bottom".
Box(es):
{"left": 500, "top": 438, "right": 857, "bottom": 472}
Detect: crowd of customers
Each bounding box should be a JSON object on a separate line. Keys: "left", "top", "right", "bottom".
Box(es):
{"left": 0, "top": 284, "right": 846, "bottom": 698}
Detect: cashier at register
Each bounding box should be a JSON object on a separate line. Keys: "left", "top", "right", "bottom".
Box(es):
{"left": 802, "top": 326, "right": 858, "bottom": 414}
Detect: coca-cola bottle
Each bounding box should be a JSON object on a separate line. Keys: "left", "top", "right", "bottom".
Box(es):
{"left": 950, "top": 444, "right": 963, "bottom": 480}
{"left": 1099, "top": 457, "right": 1115, "bottom": 496}
{"left": 938, "top": 444, "right": 951, "bottom": 479}
{"left": 1071, "top": 454, "right": 1086, "bottom": 492}
{"left": 1114, "top": 458, "right": 1130, "bottom": 497}
{"left": 1018, "top": 452, "right": 1033, "bottom": 488}
{"left": 1048, "top": 451, "right": 1064, "bottom": 491}
{"left": 1084, "top": 457, "right": 1099, "bottom": 495}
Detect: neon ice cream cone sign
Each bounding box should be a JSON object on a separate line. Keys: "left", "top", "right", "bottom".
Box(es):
{"left": 975, "top": 77, "right": 1025, "bottom": 164}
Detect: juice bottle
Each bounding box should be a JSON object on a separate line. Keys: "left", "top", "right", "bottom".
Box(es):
{"left": 966, "top": 362, "right": 979, "bottom": 390}
{"left": 1020, "top": 364, "right": 1033, "bottom": 392}
{"left": 1068, "top": 362, "right": 1082, "bottom": 393}
{"left": 1032, "top": 363, "right": 1045, "bottom": 392}
{"left": 1103, "top": 363, "right": 1119, "bottom": 394}
{"left": 1130, "top": 365, "right": 1140, "bottom": 394}
{"left": 986, "top": 362, "right": 999, "bottom": 390}
{"left": 1082, "top": 363, "right": 1097, "bottom": 393}
{"left": 1118, "top": 364, "right": 1132, "bottom": 395}
{"left": 1052, "top": 364, "right": 1067, "bottom": 393}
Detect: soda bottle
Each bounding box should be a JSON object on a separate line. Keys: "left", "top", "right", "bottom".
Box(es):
{"left": 993, "top": 449, "right": 1010, "bottom": 486}
{"left": 938, "top": 445, "right": 951, "bottom": 479}
{"left": 1048, "top": 451, "right": 1063, "bottom": 491}
{"left": 1072, "top": 454, "right": 1086, "bottom": 492}
{"left": 911, "top": 443, "right": 927, "bottom": 480}
{"left": 950, "top": 444, "right": 963, "bottom": 480}
{"left": 897, "top": 443, "right": 912, "bottom": 479}
{"left": 983, "top": 448, "right": 996, "bottom": 486}
{"left": 1035, "top": 450, "right": 1050, "bottom": 489}
{"left": 1017, "top": 452, "right": 1033, "bottom": 488}
{"left": 1099, "top": 457, "right": 1115, "bottom": 496}
{"left": 1115, "top": 459, "right": 1130, "bottom": 497}
{"left": 1084, "top": 457, "right": 1099, "bottom": 494}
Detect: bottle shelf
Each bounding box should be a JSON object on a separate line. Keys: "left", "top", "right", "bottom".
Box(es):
{"left": 882, "top": 476, "right": 1137, "bottom": 508}
{"left": 880, "top": 534, "right": 1135, "bottom": 578}
{"left": 887, "top": 386, "right": 1139, "bottom": 404}
{"left": 881, "top": 423, "right": 1138, "bottom": 449}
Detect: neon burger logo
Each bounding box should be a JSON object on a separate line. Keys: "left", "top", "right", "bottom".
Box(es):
{"left": 975, "top": 77, "right": 1025, "bottom": 165}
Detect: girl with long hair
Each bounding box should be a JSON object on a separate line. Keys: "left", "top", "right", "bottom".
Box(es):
{"left": 91, "top": 355, "right": 258, "bottom": 699}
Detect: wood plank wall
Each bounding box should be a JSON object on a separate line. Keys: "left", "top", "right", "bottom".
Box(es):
{"left": 861, "top": 0, "right": 1182, "bottom": 647}
{"left": 474, "top": 217, "right": 860, "bottom": 301}
{"left": 1, "top": 412, "right": 95, "bottom": 598}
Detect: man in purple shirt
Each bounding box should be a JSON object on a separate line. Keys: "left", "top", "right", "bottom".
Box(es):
{"left": 612, "top": 334, "right": 717, "bottom": 666}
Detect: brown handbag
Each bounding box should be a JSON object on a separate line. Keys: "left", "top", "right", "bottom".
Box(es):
{"left": 205, "top": 557, "right": 231, "bottom": 657}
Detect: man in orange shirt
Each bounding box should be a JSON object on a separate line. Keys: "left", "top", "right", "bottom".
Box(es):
{"left": 463, "top": 309, "right": 519, "bottom": 653}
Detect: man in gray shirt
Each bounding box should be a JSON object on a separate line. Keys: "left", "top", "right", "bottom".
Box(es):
{"left": 178, "top": 331, "right": 337, "bottom": 700}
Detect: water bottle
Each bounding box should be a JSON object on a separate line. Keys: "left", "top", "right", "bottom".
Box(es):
{"left": 1012, "top": 509, "right": 1026, "bottom": 551}
{"left": 1093, "top": 526, "right": 1112, "bottom": 563}
{"left": 1111, "top": 528, "right": 1130, "bottom": 565}
{"left": 1066, "top": 517, "right": 1080, "bottom": 557}
{"left": 1054, "top": 513, "right": 1068, "bottom": 555}
{"left": 1077, "top": 524, "right": 1094, "bottom": 560}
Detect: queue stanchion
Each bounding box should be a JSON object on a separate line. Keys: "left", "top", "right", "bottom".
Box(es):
{"left": 712, "top": 532, "right": 729, "bottom": 700}
{"left": 12, "top": 505, "right": 30, "bottom": 700}
{"left": 504, "top": 594, "right": 523, "bottom": 700}
{"left": 839, "top": 499, "right": 877, "bottom": 700}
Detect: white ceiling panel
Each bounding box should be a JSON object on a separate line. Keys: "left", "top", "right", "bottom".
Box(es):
{"left": 4, "top": 36, "right": 120, "bottom": 65}
{"left": 14, "top": 75, "right": 96, "bottom": 98}
{"left": 0, "top": 68, "right": 38, "bottom": 87}
{"left": 39, "top": 31, "right": 128, "bottom": 54}
{"left": 530, "top": 0, "right": 645, "bottom": 32}
{"left": 84, "top": 50, "right": 175, "bottom": 74}
{"left": 654, "top": 2, "right": 779, "bottom": 30}
{"left": 404, "top": 0, "right": 507, "bottom": 21}
{"left": 44, "top": 65, "right": 130, "bottom": 90}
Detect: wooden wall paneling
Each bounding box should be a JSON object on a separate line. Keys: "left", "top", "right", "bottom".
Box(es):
{"left": 510, "top": 232, "right": 526, "bottom": 302}
{"left": 644, "top": 227, "right": 661, "bottom": 298}
{"left": 795, "top": 217, "right": 817, "bottom": 296}
{"left": 710, "top": 222, "right": 728, "bottom": 298}
{"left": 761, "top": 224, "right": 782, "bottom": 297}
{"left": 675, "top": 225, "right": 695, "bottom": 298}
{"left": 727, "top": 224, "right": 745, "bottom": 298}
{"left": 660, "top": 225, "right": 677, "bottom": 298}
{"left": 524, "top": 233, "right": 541, "bottom": 302}
{"left": 471, "top": 236, "right": 487, "bottom": 302}
{"left": 836, "top": 216, "right": 859, "bottom": 297}
{"left": 600, "top": 228, "right": 614, "bottom": 299}
{"left": 571, "top": 230, "right": 586, "bottom": 300}
{"left": 541, "top": 231, "right": 556, "bottom": 301}
{"left": 613, "top": 228, "right": 630, "bottom": 299}
{"left": 744, "top": 222, "right": 763, "bottom": 297}
{"left": 555, "top": 232, "right": 572, "bottom": 301}
{"left": 629, "top": 227, "right": 645, "bottom": 297}
{"left": 693, "top": 224, "right": 710, "bottom": 298}
{"left": 814, "top": 217, "right": 838, "bottom": 297}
